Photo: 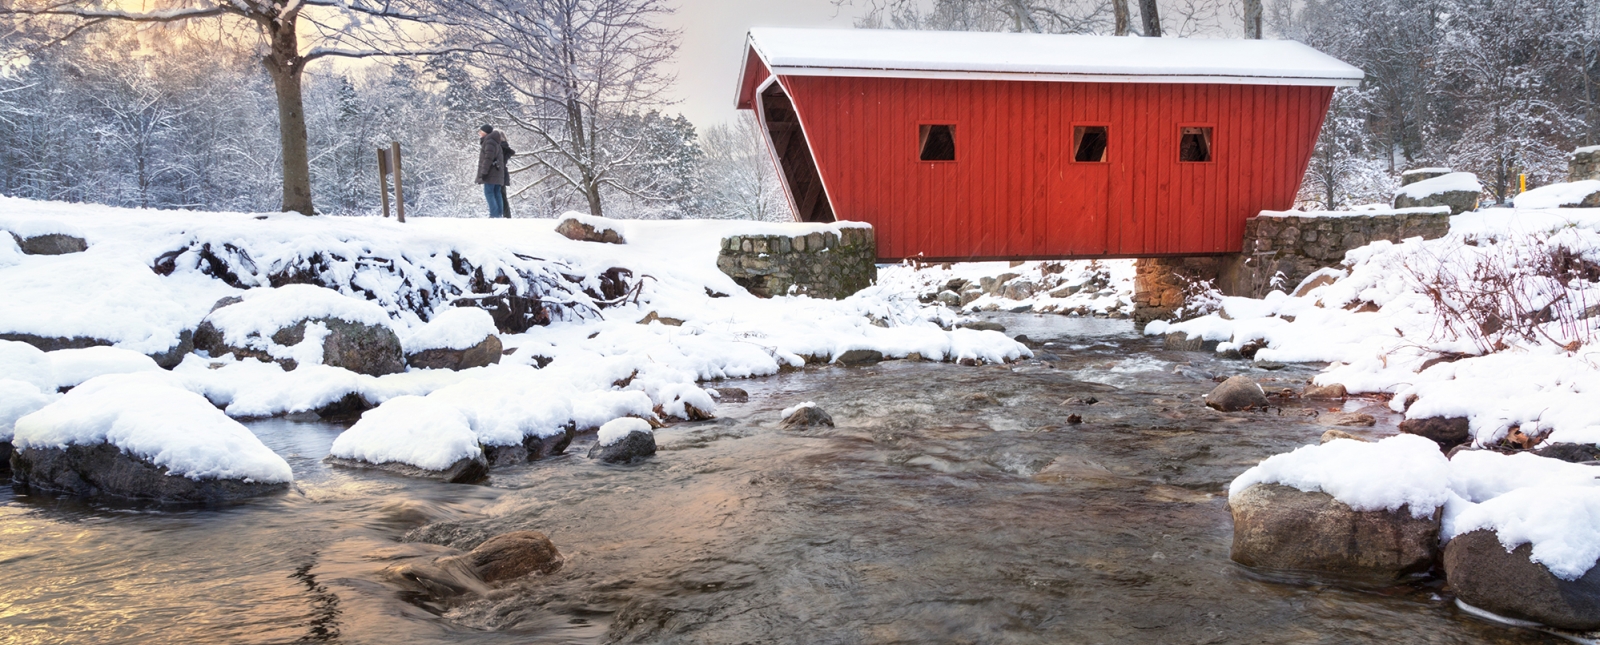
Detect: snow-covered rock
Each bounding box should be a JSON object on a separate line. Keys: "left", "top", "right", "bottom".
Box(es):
{"left": 195, "top": 284, "right": 404, "bottom": 376}
{"left": 403, "top": 307, "right": 502, "bottom": 371}
{"left": 47, "top": 346, "right": 162, "bottom": 390}
{"left": 1445, "top": 487, "right": 1600, "bottom": 630}
{"left": 587, "top": 417, "right": 656, "bottom": 463}
{"left": 1514, "top": 180, "right": 1600, "bottom": 210}
{"left": 10, "top": 373, "right": 292, "bottom": 502}
{"left": 0, "top": 340, "right": 54, "bottom": 392}
{"left": 555, "top": 212, "right": 627, "bottom": 244}
{"left": 779, "top": 401, "right": 834, "bottom": 429}
{"left": 1393, "top": 171, "right": 1482, "bottom": 214}
{"left": 327, "top": 395, "right": 489, "bottom": 483}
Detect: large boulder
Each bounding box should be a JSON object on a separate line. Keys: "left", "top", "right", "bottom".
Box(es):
{"left": 327, "top": 396, "right": 489, "bottom": 484}
{"left": 1399, "top": 416, "right": 1471, "bottom": 450}
{"left": 404, "top": 307, "right": 503, "bottom": 371}
{"left": 464, "top": 530, "right": 564, "bottom": 583}
{"left": 555, "top": 213, "right": 626, "bottom": 244}
{"left": 1229, "top": 483, "right": 1441, "bottom": 579}
{"left": 1393, "top": 172, "right": 1482, "bottom": 215}
{"left": 0, "top": 331, "right": 193, "bottom": 370}
{"left": 1445, "top": 529, "right": 1600, "bottom": 630}
{"left": 1205, "top": 376, "right": 1268, "bottom": 411}
{"left": 10, "top": 232, "right": 87, "bottom": 255}
{"left": 194, "top": 285, "right": 404, "bottom": 376}
{"left": 12, "top": 443, "right": 289, "bottom": 503}
{"left": 9, "top": 374, "right": 293, "bottom": 503}
{"left": 587, "top": 418, "right": 657, "bottom": 464}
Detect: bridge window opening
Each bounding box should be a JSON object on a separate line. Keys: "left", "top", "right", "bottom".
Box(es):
{"left": 1180, "top": 126, "right": 1213, "bottom": 162}
{"left": 919, "top": 124, "right": 956, "bottom": 161}
{"left": 1074, "top": 126, "right": 1108, "bottom": 163}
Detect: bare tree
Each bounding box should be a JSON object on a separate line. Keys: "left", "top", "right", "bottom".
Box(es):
{"left": 1113, "top": 0, "right": 1130, "bottom": 35}
{"left": 455, "top": 0, "right": 679, "bottom": 218}
{"left": 0, "top": 0, "right": 461, "bottom": 215}
{"left": 697, "top": 114, "right": 787, "bottom": 221}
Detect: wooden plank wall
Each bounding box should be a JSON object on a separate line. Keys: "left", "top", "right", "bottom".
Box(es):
{"left": 776, "top": 76, "right": 1332, "bottom": 261}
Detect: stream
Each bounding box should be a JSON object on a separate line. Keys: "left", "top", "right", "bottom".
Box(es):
{"left": 0, "top": 314, "right": 1568, "bottom": 644}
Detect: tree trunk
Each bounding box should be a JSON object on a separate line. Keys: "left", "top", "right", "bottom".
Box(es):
{"left": 1244, "top": 0, "right": 1263, "bottom": 38}
{"left": 1139, "top": 0, "right": 1162, "bottom": 36}
{"left": 584, "top": 180, "right": 603, "bottom": 218}
{"left": 263, "top": 13, "right": 316, "bottom": 215}
{"left": 1113, "top": 0, "right": 1130, "bottom": 36}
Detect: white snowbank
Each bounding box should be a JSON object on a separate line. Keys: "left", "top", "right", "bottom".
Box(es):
{"left": 329, "top": 395, "right": 482, "bottom": 471}
{"left": 780, "top": 401, "right": 818, "bottom": 419}
{"left": 597, "top": 417, "right": 652, "bottom": 447}
{"left": 1449, "top": 486, "right": 1600, "bottom": 580}
{"left": 1395, "top": 172, "right": 1482, "bottom": 199}
{"left": 0, "top": 340, "right": 54, "bottom": 392}
{"left": 47, "top": 346, "right": 161, "bottom": 389}
{"left": 12, "top": 373, "right": 292, "bottom": 483}
{"left": 0, "top": 234, "right": 21, "bottom": 268}
{"left": 1447, "top": 450, "right": 1599, "bottom": 503}
{"left": 0, "top": 379, "right": 55, "bottom": 443}
{"left": 1401, "top": 167, "right": 1451, "bottom": 178}
{"left": 1512, "top": 180, "right": 1600, "bottom": 210}
{"left": 403, "top": 307, "right": 497, "bottom": 352}
{"left": 1229, "top": 434, "right": 1452, "bottom": 518}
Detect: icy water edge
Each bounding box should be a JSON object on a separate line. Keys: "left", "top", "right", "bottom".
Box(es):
{"left": 0, "top": 315, "right": 1569, "bottom": 644}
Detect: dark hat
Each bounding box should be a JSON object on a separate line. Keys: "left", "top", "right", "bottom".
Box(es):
{"left": 480, "top": 124, "right": 494, "bottom": 134}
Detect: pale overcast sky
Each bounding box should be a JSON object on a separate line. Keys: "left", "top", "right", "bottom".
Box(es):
{"left": 659, "top": 0, "right": 868, "bottom": 129}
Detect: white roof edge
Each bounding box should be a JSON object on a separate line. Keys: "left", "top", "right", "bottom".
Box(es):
{"left": 767, "top": 65, "right": 1362, "bottom": 87}
{"left": 745, "top": 27, "right": 1364, "bottom": 87}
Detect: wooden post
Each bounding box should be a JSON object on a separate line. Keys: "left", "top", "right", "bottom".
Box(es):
{"left": 376, "top": 147, "right": 391, "bottom": 218}
{"left": 391, "top": 141, "right": 405, "bottom": 223}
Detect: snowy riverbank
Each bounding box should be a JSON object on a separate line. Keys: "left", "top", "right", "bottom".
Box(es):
{"left": 0, "top": 197, "right": 1026, "bottom": 482}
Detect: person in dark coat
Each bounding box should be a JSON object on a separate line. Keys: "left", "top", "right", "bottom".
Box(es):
{"left": 476, "top": 125, "right": 511, "bottom": 218}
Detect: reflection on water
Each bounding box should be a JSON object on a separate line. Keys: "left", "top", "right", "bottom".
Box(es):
{"left": 0, "top": 317, "right": 1567, "bottom": 644}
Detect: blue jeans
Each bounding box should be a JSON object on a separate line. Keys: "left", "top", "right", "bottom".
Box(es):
{"left": 484, "top": 184, "right": 506, "bottom": 218}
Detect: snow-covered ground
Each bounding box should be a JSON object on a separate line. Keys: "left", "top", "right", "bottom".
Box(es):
{"left": 0, "top": 196, "right": 1026, "bottom": 476}
{"left": 879, "top": 258, "right": 1136, "bottom": 317}
{"left": 1163, "top": 201, "right": 1600, "bottom": 588}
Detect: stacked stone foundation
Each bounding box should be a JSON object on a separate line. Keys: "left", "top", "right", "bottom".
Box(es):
{"left": 716, "top": 226, "right": 877, "bottom": 300}
{"left": 1133, "top": 209, "right": 1452, "bottom": 323}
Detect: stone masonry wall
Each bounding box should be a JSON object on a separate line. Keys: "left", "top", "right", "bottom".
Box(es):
{"left": 716, "top": 226, "right": 877, "bottom": 300}
{"left": 1571, "top": 147, "right": 1600, "bottom": 182}
{"left": 1133, "top": 208, "right": 1453, "bottom": 323}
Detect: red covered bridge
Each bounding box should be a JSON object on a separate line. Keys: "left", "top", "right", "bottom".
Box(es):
{"left": 735, "top": 28, "right": 1364, "bottom": 261}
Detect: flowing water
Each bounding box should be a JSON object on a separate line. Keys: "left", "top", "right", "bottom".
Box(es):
{"left": 0, "top": 315, "right": 1570, "bottom": 644}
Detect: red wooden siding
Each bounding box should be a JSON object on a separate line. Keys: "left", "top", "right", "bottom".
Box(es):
{"left": 772, "top": 75, "right": 1332, "bottom": 261}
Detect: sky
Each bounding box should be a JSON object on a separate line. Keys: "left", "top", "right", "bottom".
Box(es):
{"left": 658, "top": 0, "right": 868, "bottom": 129}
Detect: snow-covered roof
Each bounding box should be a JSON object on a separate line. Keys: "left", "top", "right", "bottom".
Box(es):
{"left": 744, "top": 28, "right": 1364, "bottom": 89}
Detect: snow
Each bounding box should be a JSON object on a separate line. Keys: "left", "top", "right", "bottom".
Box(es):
{"left": 1448, "top": 486, "right": 1600, "bottom": 581}
{"left": 11, "top": 373, "right": 292, "bottom": 483}
{"left": 0, "top": 215, "right": 84, "bottom": 241}
{"left": 780, "top": 401, "right": 818, "bottom": 419}
{"left": 47, "top": 346, "right": 162, "bottom": 389}
{"left": 1573, "top": 145, "right": 1600, "bottom": 156}
{"left": 745, "top": 28, "right": 1365, "bottom": 87}
{"left": 1447, "top": 450, "right": 1599, "bottom": 504}
{"left": 597, "top": 417, "right": 653, "bottom": 447}
{"left": 1229, "top": 434, "right": 1452, "bottom": 518}
{"left": 1511, "top": 180, "right": 1600, "bottom": 210}
{"left": 204, "top": 284, "right": 394, "bottom": 353}
{"left": 403, "top": 307, "right": 497, "bottom": 353}
{"left": 879, "top": 259, "right": 1135, "bottom": 318}
{"left": 0, "top": 340, "right": 54, "bottom": 392}
{"left": 1257, "top": 206, "right": 1451, "bottom": 219}
{"left": 1401, "top": 167, "right": 1452, "bottom": 177}
{"left": 1394, "top": 171, "right": 1483, "bottom": 199}
{"left": 0, "top": 196, "right": 1028, "bottom": 477}
{"left": 0, "top": 379, "right": 55, "bottom": 443}
{"left": 0, "top": 233, "right": 22, "bottom": 268}
{"left": 328, "top": 395, "right": 482, "bottom": 471}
